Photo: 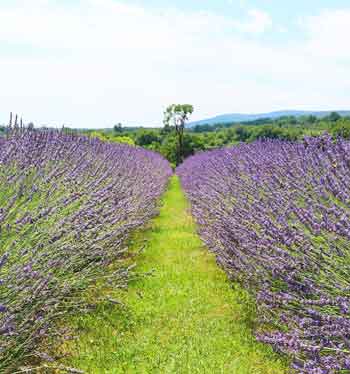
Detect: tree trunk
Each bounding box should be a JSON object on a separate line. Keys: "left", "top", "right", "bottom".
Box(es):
{"left": 179, "top": 127, "right": 184, "bottom": 163}
{"left": 175, "top": 124, "right": 184, "bottom": 166}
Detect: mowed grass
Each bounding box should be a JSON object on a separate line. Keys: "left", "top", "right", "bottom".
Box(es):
{"left": 59, "top": 176, "right": 287, "bottom": 373}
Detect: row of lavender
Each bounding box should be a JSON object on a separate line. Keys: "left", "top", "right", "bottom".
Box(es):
{"left": 177, "top": 135, "right": 350, "bottom": 373}
{"left": 0, "top": 130, "right": 171, "bottom": 372}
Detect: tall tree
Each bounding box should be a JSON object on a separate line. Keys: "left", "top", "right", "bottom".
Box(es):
{"left": 114, "top": 123, "right": 123, "bottom": 133}
{"left": 163, "top": 104, "right": 193, "bottom": 165}
{"left": 328, "top": 112, "right": 341, "bottom": 122}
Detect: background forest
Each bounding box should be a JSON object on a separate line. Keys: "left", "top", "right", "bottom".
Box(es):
{"left": 68, "top": 112, "right": 350, "bottom": 166}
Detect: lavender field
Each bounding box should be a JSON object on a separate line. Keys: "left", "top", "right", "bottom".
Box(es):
{"left": 0, "top": 130, "right": 171, "bottom": 371}
{"left": 177, "top": 135, "right": 350, "bottom": 373}
{"left": 3, "top": 128, "right": 350, "bottom": 374}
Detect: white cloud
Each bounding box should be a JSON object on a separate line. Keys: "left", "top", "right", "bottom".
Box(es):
{"left": 234, "top": 9, "right": 273, "bottom": 34}
{"left": 302, "top": 9, "right": 350, "bottom": 60}
{"left": 0, "top": 1, "right": 348, "bottom": 128}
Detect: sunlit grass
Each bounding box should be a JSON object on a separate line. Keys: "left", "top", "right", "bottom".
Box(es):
{"left": 59, "top": 176, "right": 287, "bottom": 373}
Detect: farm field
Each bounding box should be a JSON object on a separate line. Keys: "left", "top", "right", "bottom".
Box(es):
{"left": 1, "top": 0, "right": 349, "bottom": 373}
{"left": 2, "top": 129, "right": 350, "bottom": 374}
{"left": 0, "top": 130, "right": 171, "bottom": 372}
{"left": 57, "top": 176, "right": 286, "bottom": 373}
{"left": 178, "top": 136, "right": 350, "bottom": 373}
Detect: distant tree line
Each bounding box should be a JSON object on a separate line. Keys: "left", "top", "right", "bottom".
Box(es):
{"left": 90, "top": 111, "right": 350, "bottom": 166}
{"left": 3, "top": 111, "right": 349, "bottom": 166}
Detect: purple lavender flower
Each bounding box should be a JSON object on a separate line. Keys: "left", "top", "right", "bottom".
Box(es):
{"left": 0, "top": 128, "right": 171, "bottom": 371}
{"left": 177, "top": 136, "right": 350, "bottom": 373}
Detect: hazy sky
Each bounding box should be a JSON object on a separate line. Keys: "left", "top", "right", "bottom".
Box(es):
{"left": 0, "top": 0, "right": 349, "bottom": 128}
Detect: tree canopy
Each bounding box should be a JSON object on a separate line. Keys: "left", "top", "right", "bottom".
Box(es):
{"left": 163, "top": 104, "right": 194, "bottom": 165}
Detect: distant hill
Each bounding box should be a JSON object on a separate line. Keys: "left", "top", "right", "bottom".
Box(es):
{"left": 188, "top": 110, "right": 350, "bottom": 127}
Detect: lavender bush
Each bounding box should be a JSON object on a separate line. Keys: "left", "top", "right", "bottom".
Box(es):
{"left": 0, "top": 129, "right": 171, "bottom": 372}
{"left": 177, "top": 135, "right": 350, "bottom": 373}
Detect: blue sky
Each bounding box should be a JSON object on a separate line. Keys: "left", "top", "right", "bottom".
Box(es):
{"left": 133, "top": 0, "right": 349, "bottom": 15}
{"left": 0, "top": 0, "right": 349, "bottom": 128}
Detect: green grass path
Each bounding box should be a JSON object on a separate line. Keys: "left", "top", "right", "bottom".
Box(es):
{"left": 61, "top": 176, "right": 286, "bottom": 373}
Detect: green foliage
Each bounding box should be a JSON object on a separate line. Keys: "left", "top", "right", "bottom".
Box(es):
{"left": 163, "top": 104, "right": 194, "bottom": 128}
{"left": 135, "top": 130, "right": 161, "bottom": 146}
{"left": 252, "top": 125, "right": 300, "bottom": 141}
{"left": 114, "top": 123, "right": 123, "bottom": 133}
{"left": 331, "top": 118, "right": 350, "bottom": 138}
{"left": 145, "top": 133, "right": 205, "bottom": 165}
{"left": 85, "top": 112, "right": 350, "bottom": 164}
{"left": 89, "top": 131, "right": 135, "bottom": 145}
{"left": 90, "top": 131, "right": 109, "bottom": 141}
{"left": 158, "top": 134, "right": 178, "bottom": 164}
{"left": 163, "top": 104, "right": 194, "bottom": 165}
{"left": 235, "top": 126, "right": 251, "bottom": 142}
{"left": 112, "top": 136, "right": 135, "bottom": 145}
{"left": 305, "top": 115, "right": 317, "bottom": 124}
{"left": 327, "top": 111, "right": 342, "bottom": 122}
